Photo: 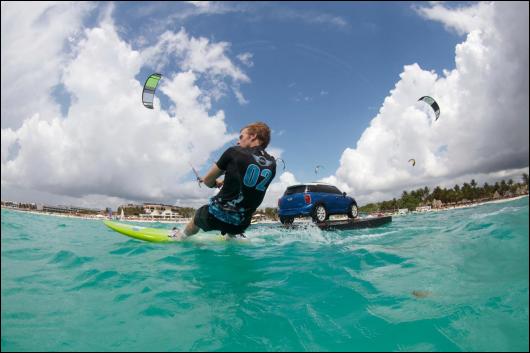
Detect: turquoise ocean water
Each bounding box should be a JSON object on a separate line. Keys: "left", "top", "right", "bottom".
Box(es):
{"left": 2, "top": 197, "right": 528, "bottom": 352}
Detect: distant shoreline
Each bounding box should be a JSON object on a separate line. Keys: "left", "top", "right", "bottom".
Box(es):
{"left": 418, "top": 194, "right": 527, "bottom": 211}
{"left": 0, "top": 208, "right": 192, "bottom": 224}
{"left": 2, "top": 195, "right": 527, "bottom": 224}
{"left": 386, "top": 194, "right": 528, "bottom": 217}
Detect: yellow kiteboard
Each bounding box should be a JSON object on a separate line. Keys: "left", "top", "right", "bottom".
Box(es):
{"left": 103, "top": 220, "right": 247, "bottom": 243}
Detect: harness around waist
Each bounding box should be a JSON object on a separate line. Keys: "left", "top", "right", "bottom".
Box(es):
{"left": 208, "top": 203, "right": 246, "bottom": 226}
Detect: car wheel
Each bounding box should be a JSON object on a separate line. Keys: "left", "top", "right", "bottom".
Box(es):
{"left": 312, "top": 204, "right": 328, "bottom": 223}
{"left": 348, "top": 203, "right": 358, "bottom": 219}
{"left": 280, "top": 216, "right": 294, "bottom": 225}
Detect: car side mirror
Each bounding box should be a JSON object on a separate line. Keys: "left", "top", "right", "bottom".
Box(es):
{"left": 342, "top": 192, "right": 346, "bottom": 197}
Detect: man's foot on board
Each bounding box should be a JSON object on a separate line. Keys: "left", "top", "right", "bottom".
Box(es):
{"left": 169, "top": 227, "right": 185, "bottom": 241}
{"left": 226, "top": 233, "right": 246, "bottom": 240}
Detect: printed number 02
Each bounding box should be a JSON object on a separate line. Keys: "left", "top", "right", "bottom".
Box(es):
{"left": 243, "top": 164, "right": 272, "bottom": 191}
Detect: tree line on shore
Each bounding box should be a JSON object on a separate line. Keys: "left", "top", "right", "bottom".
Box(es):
{"left": 359, "top": 174, "right": 529, "bottom": 213}
{"left": 3, "top": 175, "right": 527, "bottom": 220}
{"left": 120, "top": 174, "right": 529, "bottom": 219}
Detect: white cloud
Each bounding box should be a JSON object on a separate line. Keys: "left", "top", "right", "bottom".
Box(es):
{"left": 233, "top": 86, "right": 249, "bottom": 105}
{"left": 292, "top": 92, "right": 313, "bottom": 103}
{"left": 186, "top": 1, "right": 212, "bottom": 9}
{"left": 332, "top": 2, "right": 529, "bottom": 204}
{"left": 237, "top": 52, "right": 254, "bottom": 67}
{"left": 271, "top": 129, "right": 285, "bottom": 137}
{"left": 150, "top": 2, "right": 249, "bottom": 33}
{"left": 1, "top": 3, "right": 248, "bottom": 208}
{"left": 141, "top": 27, "right": 250, "bottom": 106}
{"left": 266, "top": 146, "right": 283, "bottom": 160}
{"left": 414, "top": 2, "right": 494, "bottom": 36}
{"left": 181, "top": 2, "right": 349, "bottom": 29}
{"left": 142, "top": 28, "right": 249, "bottom": 83}
{"left": 1, "top": 2, "right": 95, "bottom": 129}
{"left": 272, "top": 8, "right": 349, "bottom": 29}
{"left": 184, "top": 1, "right": 238, "bottom": 14}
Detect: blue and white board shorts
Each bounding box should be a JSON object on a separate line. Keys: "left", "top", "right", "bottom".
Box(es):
{"left": 193, "top": 205, "right": 250, "bottom": 236}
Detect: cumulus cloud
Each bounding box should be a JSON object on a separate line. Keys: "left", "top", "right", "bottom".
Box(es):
{"left": 1, "top": 2, "right": 94, "bottom": 130}
{"left": 331, "top": 1, "right": 529, "bottom": 204}
{"left": 266, "top": 146, "right": 284, "bottom": 161}
{"left": 237, "top": 52, "right": 254, "bottom": 67}
{"left": 1, "top": 3, "right": 248, "bottom": 208}
{"left": 232, "top": 86, "right": 249, "bottom": 105}
{"left": 413, "top": 2, "right": 494, "bottom": 36}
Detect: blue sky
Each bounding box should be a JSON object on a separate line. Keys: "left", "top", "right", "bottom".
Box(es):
{"left": 1, "top": 2, "right": 528, "bottom": 209}
{"left": 114, "top": 1, "right": 463, "bottom": 181}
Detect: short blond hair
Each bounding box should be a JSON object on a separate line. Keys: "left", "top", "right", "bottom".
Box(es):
{"left": 242, "top": 122, "right": 271, "bottom": 148}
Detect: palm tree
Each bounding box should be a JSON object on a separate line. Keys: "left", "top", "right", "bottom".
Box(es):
{"left": 500, "top": 180, "right": 508, "bottom": 196}
{"left": 470, "top": 179, "right": 478, "bottom": 200}
{"left": 462, "top": 183, "right": 472, "bottom": 201}
{"left": 420, "top": 186, "right": 430, "bottom": 201}
{"left": 482, "top": 182, "right": 491, "bottom": 198}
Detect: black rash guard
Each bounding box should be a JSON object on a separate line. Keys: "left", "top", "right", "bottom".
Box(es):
{"left": 208, "top": 146, "right": 276, "bottom": 226}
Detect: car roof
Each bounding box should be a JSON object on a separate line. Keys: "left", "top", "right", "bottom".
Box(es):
{"left": 287, "top": 182, "right": 337, "bottom": 188}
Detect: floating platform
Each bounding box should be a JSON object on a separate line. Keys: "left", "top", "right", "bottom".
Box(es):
{"left": 282, "top": 216, "right": 392, "bottom": 231}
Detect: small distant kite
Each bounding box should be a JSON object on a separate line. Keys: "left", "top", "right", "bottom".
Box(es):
{"left": 142, "top": 73, "right": 162, "bottom": 109}
{"left": 418, "top": 96, "right": 440, "bottom": 121}
{"left": 276, "top": 158, "right": 286, "bottom": 171}
{"left": 408, "top": 159, "right": 416, "bottom": 167}
{"left": 314, "top": 165, "right": 325, "bottom": 175}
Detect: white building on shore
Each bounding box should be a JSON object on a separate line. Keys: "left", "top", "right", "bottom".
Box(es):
{"left": 397, "top": 208, "right": 409, "bottom": 215}
{"left": 139, "top": 203, "right": 185, "bottom": 221}
{"left": 415, "top": 205, "right": 432, "bottom": 213}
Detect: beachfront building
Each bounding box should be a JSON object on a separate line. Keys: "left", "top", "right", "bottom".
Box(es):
{"left": 40, "top": 205, "right": 102, "bottom": 215}
{"left": 41, "top": 205, "right": 72, "bottom": 214}
{"left": 139, "top": 203, "right": 185, "bottom": 221}
{"left": 415, "top": 205, "right": 432, "bottom": 213}
{"left": 1, "top": 201, "right": 37, "bottom": 210}
{"left": 397, "top": 208, "right": 409, "bottom": 215}
{"left": 251, "top": 212, "right": 267, "bottom": 224}
{"left": 431, "top": 199, "right": 444, "bottom": 209}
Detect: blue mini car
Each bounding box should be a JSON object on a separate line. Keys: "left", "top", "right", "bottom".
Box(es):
{"left": 278, "top": 183, "right": 358, "bottom": 224}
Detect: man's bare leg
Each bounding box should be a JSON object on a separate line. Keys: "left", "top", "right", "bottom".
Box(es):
{"left": 183, "top": 219, "right": 199, "bottom": 237}
{"left": 170, "top": 219, "right": 199, "bottom": 240}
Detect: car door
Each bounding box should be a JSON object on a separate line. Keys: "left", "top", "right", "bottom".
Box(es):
{"left": 309, "top": 185, "right": 329, "bottom": 210}
{"left": 337, "top": 189, "right": 351, "bottom": 213}
{"left": 330, "top": 186, "right": 349, "bottom": 213}
{"left": 319, "top": 185, "right": 338, "bottom": 213}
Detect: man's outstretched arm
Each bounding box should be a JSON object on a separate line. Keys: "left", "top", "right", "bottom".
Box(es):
{"left": 202, "top": 164, "right": 224, "bottom": 188}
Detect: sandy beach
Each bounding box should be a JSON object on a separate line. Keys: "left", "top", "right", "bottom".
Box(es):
{"left": 428, "top": 194, "right": 528, "bottom": 211}
{"left": 0, "top": 208, "right": 192, "bottom": 224}
{"left": 3, "top": 195, "right": 527, "bottom": 224}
